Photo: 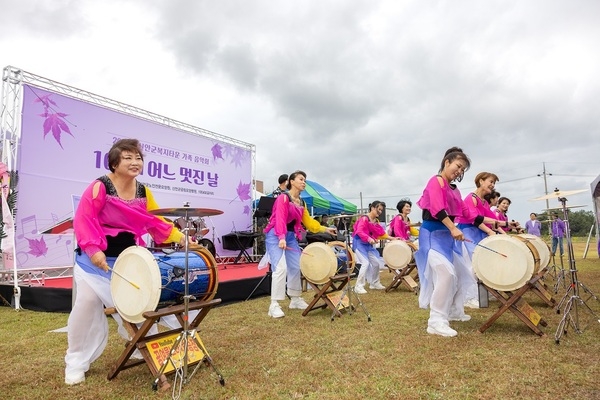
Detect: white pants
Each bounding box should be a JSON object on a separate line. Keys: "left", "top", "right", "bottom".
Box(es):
{"left": 64, "top": 264, "right": 165, "bottom": 376}
{"left": 354, "top": 249, "right": 383, "bottom": 287}
{"left": 422, "top": 250, "right": 468, "bottom": 326}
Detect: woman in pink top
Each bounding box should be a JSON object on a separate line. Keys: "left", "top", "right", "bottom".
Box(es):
{"left": 388, "top": 198, "right": 412, "bottom": 240}
{"left": 65, "top": 139, "right": 193, "bottom": 385}
{"left": 263, "top": 170, "right": 336, "bottom": 318}
{"left": 414, "top": 147, "right": 474, "bottom": 337}
{"left": 352, "top": 201, "right": 398, "bottom": 293}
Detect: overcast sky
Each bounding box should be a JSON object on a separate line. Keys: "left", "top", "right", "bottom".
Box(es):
{"left": 1, "top": 0, "right": 599, "bottom": 225}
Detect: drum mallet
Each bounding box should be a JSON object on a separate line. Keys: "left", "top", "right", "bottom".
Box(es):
{"left": 108, "top": 267, "right": 140, "bottom": 289}
{"left": 465, "top": 239, "right": 507, "bottom": 258}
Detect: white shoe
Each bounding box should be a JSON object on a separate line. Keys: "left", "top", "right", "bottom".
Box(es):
{"left": 354, "top": 285, "right": 367, "bottom": 294}
{"left": 464, "top": 299, "right": 480, "bottom": 309}
{"left": 268, "top": 303, "right": 285, "bottom": 318}
{"left": 289, "top": 297, "right": 309, "bottom": 309}
{"left": 449, "top": 314, "right": 471, "bottom": 322}
{"left": 65, "top": 370, "right": 85, "bottom": 385}
{"left": 427, "top": 322, "right": 458, "bottom": 337}
{"left": 370, "top": 283, "right": 386, "bottom": 290}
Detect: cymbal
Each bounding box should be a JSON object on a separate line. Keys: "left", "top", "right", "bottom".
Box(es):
{"left": 531, "top": 189, "right": 587, "bottom": 201}
{"left": 543, "top": 205, "right": 586, "bottom": 211}
{"left": 149, "top": 207, "right": 224, "bottom": 217}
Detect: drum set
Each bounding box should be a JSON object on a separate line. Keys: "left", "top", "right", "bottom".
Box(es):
{"left": 108, "top": 205, "right": 225, "bottom": 391}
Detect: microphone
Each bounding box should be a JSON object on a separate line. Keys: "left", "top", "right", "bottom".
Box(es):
{"left": 232, "top": 221, "right": 237, "bottom": 233}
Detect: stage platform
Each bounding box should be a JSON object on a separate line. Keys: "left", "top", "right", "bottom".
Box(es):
{"left": 0, "top": 262, "right": 270, "bottom": 313}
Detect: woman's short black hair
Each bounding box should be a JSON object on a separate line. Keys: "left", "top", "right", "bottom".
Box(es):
{"left": 108, "top": 138, "right": 144, "bottom": 172}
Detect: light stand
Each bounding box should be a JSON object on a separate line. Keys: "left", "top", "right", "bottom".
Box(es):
{"left": 554, "top": 196, "right": 600, "bottom": 344}
{"left": 330, "top": 216, "right": 371, "bottom": 322}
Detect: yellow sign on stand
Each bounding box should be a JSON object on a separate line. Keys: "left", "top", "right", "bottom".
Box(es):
{"left": 146, "top": 332, "right": 206, "bottom": 373}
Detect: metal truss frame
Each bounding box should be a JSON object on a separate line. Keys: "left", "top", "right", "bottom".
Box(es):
{"left": 1, "top": 65, "right": 257, "bottom": 308}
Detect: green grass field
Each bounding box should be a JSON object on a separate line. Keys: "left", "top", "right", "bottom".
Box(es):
{"left": 1, "top": 240, "right": 599, "bottom": 399}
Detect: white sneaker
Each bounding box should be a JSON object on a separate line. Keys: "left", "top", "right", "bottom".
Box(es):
{"left": 268, "top": 303, "right": 285, "bottom": 318}
{"left": 370, "top": 283, "right": 386, "bottom": 290}
{"left": 464, "top": 298, "right": 480, "bottom": 309}
{"left": 289, "top": 297, "right": 309, "bottom": 309}
{"left": 65, "top": 370, "right": 85, "bottom": 385}
{"left": 354, "top": 285, "right": 367, "bottom": 294}
{"left": 449, "top": 314, "right": 471, "bottom": 322}
{"left": 427, "top": 322, "right": 458, "bottom": 337}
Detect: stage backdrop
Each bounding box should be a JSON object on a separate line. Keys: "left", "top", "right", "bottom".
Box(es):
{"left": 13, "top": 84, "right": 254, "bottom": 269}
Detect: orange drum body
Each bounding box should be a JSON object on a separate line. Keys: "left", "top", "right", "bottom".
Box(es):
{"left": 300, "top": 242, "right": 355, "bottom": 284}
{"left": 472, "top": 235, "right": 540, "bottom": 291}
{"left": 382, "top": 241, "right": 416, "bottom": 269}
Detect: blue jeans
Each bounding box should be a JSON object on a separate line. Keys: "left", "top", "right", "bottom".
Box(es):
{"left": 551, "top": 236, "right": 564, "bottom": 256}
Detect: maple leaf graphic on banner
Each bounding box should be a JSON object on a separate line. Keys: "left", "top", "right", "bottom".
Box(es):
{"left": 211, "top": 143, "right": 224, "bottom": 161}
{"left": 229, "top": 181, "right": 251, "bottom": 204}
{"left": 26, "top": 237, "right": 48, "bottom": 257}
{"left": 35, "top": 93, "right": 74, "bottom": 149}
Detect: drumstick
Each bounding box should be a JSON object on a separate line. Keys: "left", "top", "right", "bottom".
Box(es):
{"left": 108, "top": 267, "right": 141, "bottom": 289}
{"left": 464, "top": 239, "right": 507, "bottom": 258}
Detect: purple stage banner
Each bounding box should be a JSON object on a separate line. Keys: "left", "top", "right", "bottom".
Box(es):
{"left": 14, "top": 84, "right": 253, "bottom": 269}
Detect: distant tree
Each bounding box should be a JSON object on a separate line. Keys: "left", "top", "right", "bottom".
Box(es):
{"left": 537, "top": 210, "right": 595, "bottom": 237}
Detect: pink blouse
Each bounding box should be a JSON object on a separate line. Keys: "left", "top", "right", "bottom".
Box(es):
{"left": 353, "top": 215, "right": 388, "bottom": 243}
{"left": 389, "top": 215, "right": 410, "bottom": 240}
{"left": 417, "top": 175, "right": 468, "bottom": 219}
{"left": 74, "top": 179, "right": 179, "bottom": 258}
{"left": 264, "top": 194, "right": 325, "bottom": 240}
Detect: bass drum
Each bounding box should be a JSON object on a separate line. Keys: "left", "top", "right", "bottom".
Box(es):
{"left": 472, "top": 235, "right": 540, "bottom": 292}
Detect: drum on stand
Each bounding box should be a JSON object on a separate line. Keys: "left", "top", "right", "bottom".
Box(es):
{"left": 517, "top": 234, "right": 550, "bottom": 271}
{"left": 110, "top": 246, "right": 219, "bottom": 323}
{"left": 299, "top": 242, "right": 338, "bottom": 285}
{"left": 382, "top": 241, "right": 416, "bottom": 269}
{"left": 472, "top": 235, "right": 540, "bottom": 292}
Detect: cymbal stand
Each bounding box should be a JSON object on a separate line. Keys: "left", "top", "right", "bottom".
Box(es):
{"left": 330, "top": 217, "right": 371, "bottom": 322}
{"left": 154, "top": 205, "right": 223, "bottom": 391}
{"left": 554, "top": 197, "right": 600, "bottom": 344}
{"left": 551, "top": 252, "right": 568, "bottom": 294}
{"left": 206, "top": 216, "right": 221, "bottom": 264}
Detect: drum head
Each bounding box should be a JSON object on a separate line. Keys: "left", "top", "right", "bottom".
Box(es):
{"left": 300, "top": 242, "right": 337, "bottom": 284}
{"left": 518, "top": 234, "right": 550, "bottom": 270}
{"left": 472, "top": 235, "right": 535, "bottom": 291}
{"left": 383, "top": 241, "right": 413, "bottom": 269}
{"left": 110, "top": 246, "right": 162, "bottom": 323}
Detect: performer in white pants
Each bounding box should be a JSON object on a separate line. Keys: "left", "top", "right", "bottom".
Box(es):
{"left": 351, "top": 200, "right": 398, "bottom": 294}
{"left": 263, "top": 170, "right": 336, "bottom": 318}
{"left": 65, "top": 139, "right": 193, "bottom": 385}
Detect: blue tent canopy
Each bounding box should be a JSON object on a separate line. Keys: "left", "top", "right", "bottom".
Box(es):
{"left": 254, "top": 180, "right": 357, "bottom": 216}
